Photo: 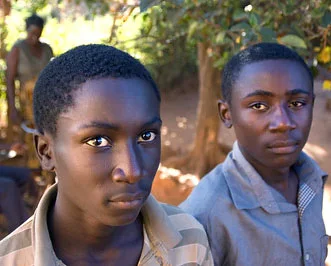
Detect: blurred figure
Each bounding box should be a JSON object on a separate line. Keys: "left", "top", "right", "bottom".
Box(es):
{"left": 6, "top": 13, "right": 53, "bottom": 168}
{"left": 0, "top": 143, "right": 33, "bottom": 233}
{"left": 0, "top": 178, "right": 29, "bottom": 233}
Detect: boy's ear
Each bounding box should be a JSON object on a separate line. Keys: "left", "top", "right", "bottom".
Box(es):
{"left": 34, "top": 132, "right": 55, "bottom": 171}
{"left": 218, "top": 100, "right": 232, "bottom": 128}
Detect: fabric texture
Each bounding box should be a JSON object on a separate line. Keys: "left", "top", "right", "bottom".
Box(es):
{"left": 180, "top": 141, "right": 328, "bottom": 266}
{"left": 0, "top": 184, "right": 213, "bottom": 266}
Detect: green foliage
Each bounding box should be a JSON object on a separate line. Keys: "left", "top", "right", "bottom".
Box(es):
{"left": 140, "top": 0, "right": 331, "bottom": 69}
{"left": 279, "top": 35, "right": 307, "bottom": 49}
{"left": 111, "top": 7, "right": 197, "bottom": 90}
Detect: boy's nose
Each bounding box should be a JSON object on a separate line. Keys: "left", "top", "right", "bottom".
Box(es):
{"left": 111, "top": 142, "right": 143, "bottom": 184}
{"left": 269, "top": 105, "right": 296, "bottom": 132}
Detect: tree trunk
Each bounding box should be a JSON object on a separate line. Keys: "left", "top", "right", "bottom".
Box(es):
{"left": 164, "top": 42, "right": 227, "bottom": 178}
{"left": 190, "top": 42, "right": 224, "bottom": 177}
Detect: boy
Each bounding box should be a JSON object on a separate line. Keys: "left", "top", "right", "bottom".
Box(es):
{"left": 180, "top": 43, "right": 329, "bottom": 265}
{"left": 0, "top": 44, "right": 213, "bottom": 265}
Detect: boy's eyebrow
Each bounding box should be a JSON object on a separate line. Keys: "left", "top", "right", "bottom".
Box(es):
{"left": 78, "top": 117, "right": 162, "bottom": 131}
{"left": 285, "top": 88, "right": 311, "bottom": 96}
{"left": 243, "top": 88, "right": 311, "bottom": 99}
{"left": 142, "top": 117, "right": 163, "bottom": 127}
{"left": 243, "top": 90, "right": 274, "bottom": 99}
{"left": 78, "top": 121, "right": 119, "bottom": 130}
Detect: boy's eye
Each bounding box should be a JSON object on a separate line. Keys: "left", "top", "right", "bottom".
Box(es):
{"left": 138, "top": 131, "right": 157, "bottom": 143}
{"left": 289, "top": 101, "right": 305, "bottom": 108}
{"left": 86, "top": 136, "right": 110, "bottom": 147}
{"left": 251, "top": 103, "right": 268, "bottom": 111}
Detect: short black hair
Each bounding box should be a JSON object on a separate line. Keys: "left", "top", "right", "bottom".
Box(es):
{"left": 25, "top": 14, "right": 45, "bottom": 30}
{"left": 33, "top": 44, "right": 160, "bottom": 136}
{"left": 221, "top": 42, "right": 313, "bottom": 104}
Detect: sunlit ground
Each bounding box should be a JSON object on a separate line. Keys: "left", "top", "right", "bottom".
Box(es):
{"left": 303, "top": 142, "right": 328, "bottom": 161}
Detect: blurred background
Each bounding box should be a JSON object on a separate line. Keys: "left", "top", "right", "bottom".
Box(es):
{"left": 0, "top": 0, "right": 330, "bottom": 263}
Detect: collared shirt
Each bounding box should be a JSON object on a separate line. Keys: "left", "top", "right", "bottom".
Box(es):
{"left": 180, "top": 141, "right": 329, "bottom": 266}
{"left": 0, "top": 184, "right": 213, "bottom": 266}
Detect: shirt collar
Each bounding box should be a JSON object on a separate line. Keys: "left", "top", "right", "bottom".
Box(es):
{"left": 223, "top": 141, "right": 327, "bottom": 214}
{"left": 32, "top": 184, "right": 182, "bottom": 266}
{"left": 141, "top": 195, "right": 182, "bottom": 250}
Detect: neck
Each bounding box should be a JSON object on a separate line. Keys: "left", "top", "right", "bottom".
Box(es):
{"left": 239, "top": 147, "right": 299, "bottom": 204}
{"left": 24, "top": 39, "right": 40, "bottom": 47}
{"left": 47, "top": 197, "right": 143, "bottom": 259}
{"left": 253, "top": 164, "right": 299, "bottom": 204}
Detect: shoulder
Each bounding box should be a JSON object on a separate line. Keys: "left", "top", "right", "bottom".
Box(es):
{"left": 0, "top": 218, "right": 34, "bottom": 264}
{"left": 41, "top": 42, "right": 53, "bottom": 54}
{"left": 160, "top": 204, "right": 213, "bottom": 264}
{"left": 161, "top": 203, "right": 206, "bottom": 232}
{"left": 180, "top": 163, "right": 229, "bottom": 216}
{"left": 8, "top": 40, "right": 23, "bottom": 56}
{"left": 13, "top": 39, "right": 24, "bottom": 48}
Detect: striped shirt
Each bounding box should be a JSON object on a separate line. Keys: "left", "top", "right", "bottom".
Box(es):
{"left": 0, "top": 184, "right": 213, "bottom": 266}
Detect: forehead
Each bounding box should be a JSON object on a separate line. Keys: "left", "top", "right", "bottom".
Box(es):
{"left": 27, "top": 24, "right": 42, "bottom": 31}
{"left": 233, "top": 59, "right": 313, "bottom": 97}
{"left": 61, "top": 77, "right": 160, "bottom": 127}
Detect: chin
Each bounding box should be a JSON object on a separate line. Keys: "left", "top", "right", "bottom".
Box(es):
{"left": 268, "top": 155, "right": 299, "bottom": 169}
{"left": 104, "top": 210, "right": 141, "bottom": 227}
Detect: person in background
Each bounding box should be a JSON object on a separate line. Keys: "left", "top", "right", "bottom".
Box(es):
{"left": 0, "top": 143, "right": 31, "bottom": 233}
{"left": 6, "top": 13, "right": 53, "bottom": 168}
{"left": 180, "top": 42, "right": 329, "bottom": 266}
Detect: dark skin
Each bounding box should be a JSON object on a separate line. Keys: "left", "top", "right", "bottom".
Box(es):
{"left": 35, "top": 78, "right": 161, "bottom": 265}
{"left": 219, "top": 60, "right": 314, "bottom": 204}
{"left": 6, "top": 24, "right": 44, "bottom": 125}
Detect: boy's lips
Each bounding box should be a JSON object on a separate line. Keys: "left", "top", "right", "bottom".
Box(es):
{"left": 267, "top": 140, "right": 299, "bottom": 154}
{"left": 108, "top": 192, "right": 147, "bottom": 209}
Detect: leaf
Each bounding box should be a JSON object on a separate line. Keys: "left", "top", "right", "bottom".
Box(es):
{"left": 233, "top": 9, "right": 247, "bottom": 21}
{"left": 249, "top": 13, "right": 260, "bottom": 28}
{"left": 279, "top": 35, "right": 307, "bottom": 49}
{"left": 259, "top": 27, "right": 276, "bottom": 42}
{"left": 322, "top": 11, "right": 331, "bottom": 28}
{"left": 215, "top": 31, "right": 225, "bottom": 44}
{"left": 187, "top": 21, "right": 199, "bottom": 39}
{"left": 140, "top": 0, "right": 161, "bottom": 12}
{"left": 213, "top": 51, "right": 230, "bottom": 69}
{"left": 317, "top": 46, "right": 331, "bottom": 64}
{"left": 230, "top": 22, "right": 251, "bottom": 32}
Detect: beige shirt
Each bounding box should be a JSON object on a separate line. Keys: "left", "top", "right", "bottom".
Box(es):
{"left": 0, "top": 184, "right": 213, "bottom": 266}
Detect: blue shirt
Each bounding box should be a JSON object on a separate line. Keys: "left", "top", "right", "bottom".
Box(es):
{"left": 181, "top": 141, "right": 328, "bottom": 266}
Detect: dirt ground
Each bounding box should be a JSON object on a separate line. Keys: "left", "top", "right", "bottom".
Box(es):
{"left": 152, "top": 79, "right": 331, "bottom": 264}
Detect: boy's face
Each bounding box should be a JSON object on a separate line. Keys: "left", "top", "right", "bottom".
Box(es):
{"left": 220, "top": 59, "right": 314, "bottom": 170}
{"left": 43, "top": 78, "right": 161, "bottom": 226}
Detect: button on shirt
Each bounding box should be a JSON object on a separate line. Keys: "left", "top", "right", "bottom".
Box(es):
{"left": 180, "top": 141, "right": 329, "bottom": 266}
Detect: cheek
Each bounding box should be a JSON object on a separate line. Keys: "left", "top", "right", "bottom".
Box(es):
{"left": 143, "top": 147, "right": 160, "bottom": 173}
{"left": 53, "top": 146, "right": 98, "bottom": 181}
{"left": 232, "top": 113, "right": 264, "bottom": 138}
